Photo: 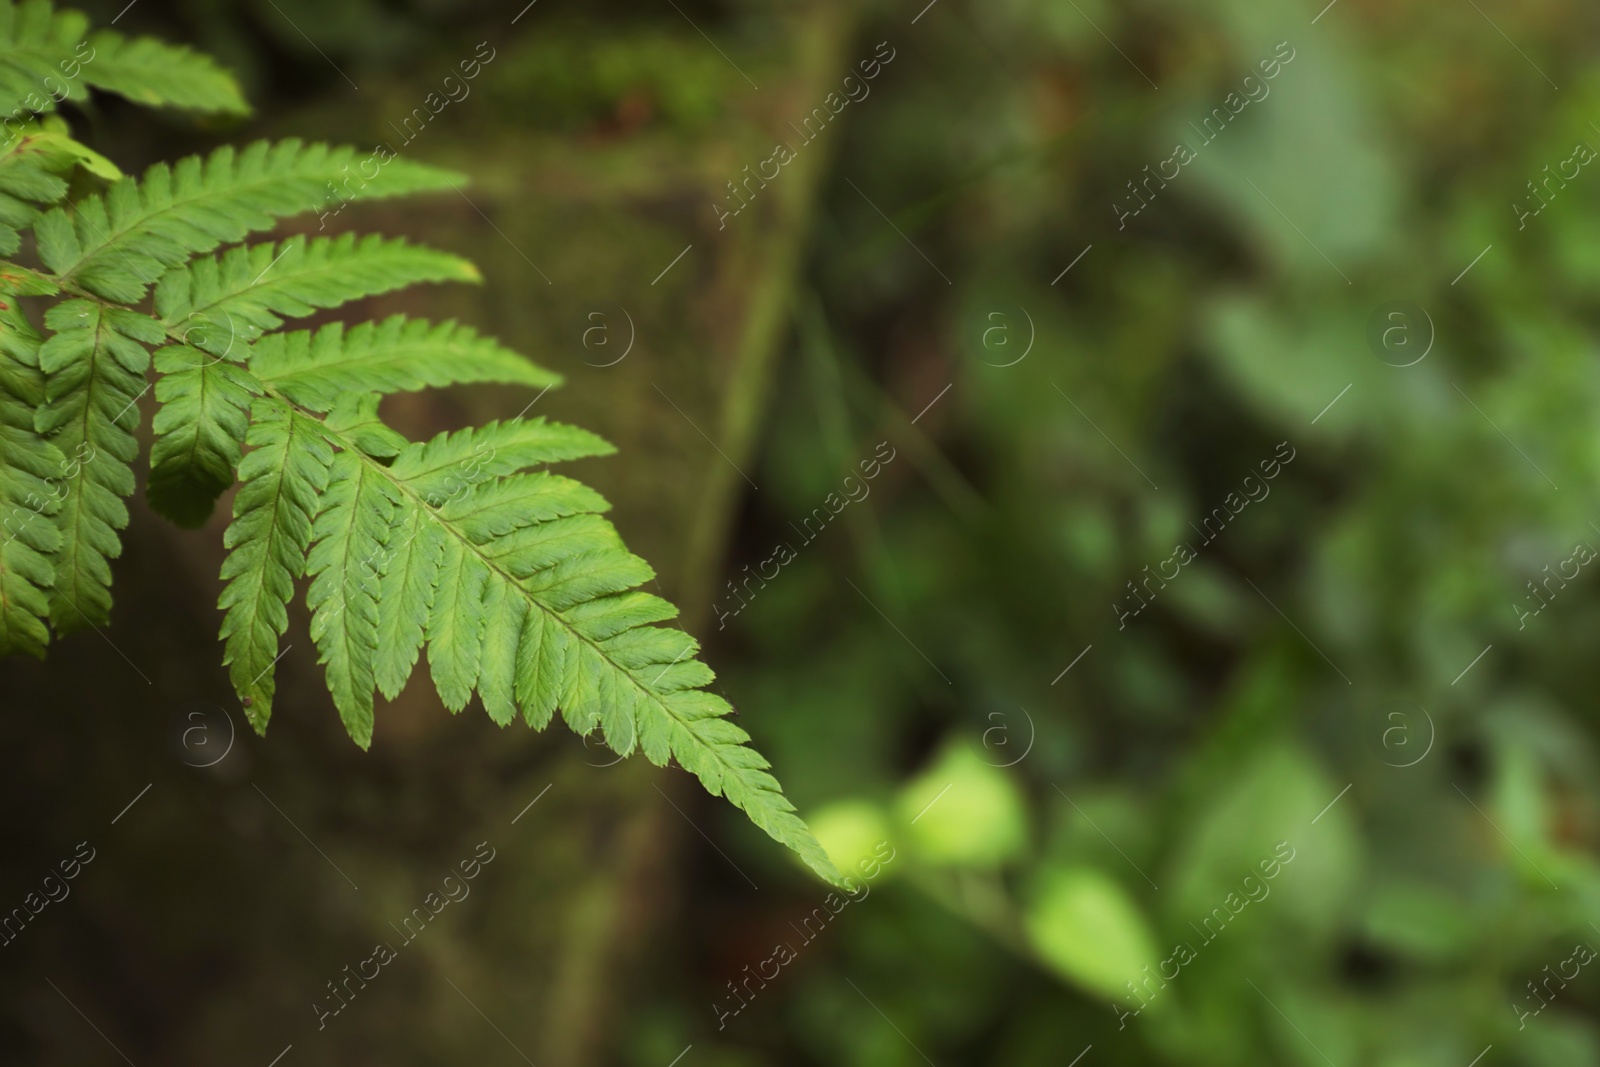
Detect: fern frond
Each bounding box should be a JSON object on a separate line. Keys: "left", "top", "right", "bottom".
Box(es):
{"left": 33, "top": 298, "right": 159, "bottom": 629}
{"left": 156, "top": 312, "right": 561, "bottom": 527}
{"left": 81, "top": 27, "right": 249, "bottom": 116}
{"left": 372, "top": 497, "right": 444, "bottom": 700}
{"left": 0, "top": 117, "right": 116, "bottom": 254}
{"left": 217, "top": 397, "right": 331, "bottom": 725}
{"left": 388, "top": 418, "right": 615, "bottom": 497}
{"left": 144, "top": 238, "right": 479, "bottom": 526}
{"left": 0, "top": 118, "right": 117, "bottom": 185}
{"left": 0, "top": 0, "right": 92, "bottom": 116}
{"left": 147, "top": 344, "right": 260, "bottom": 527}
{"left": 421, "top": 530, "right": 489, "bottom": 715}
{"left": 157, "top": 234, "right": 480, "bottom": 354}
{"left": 0, "top": 2, "right": 246, "bottom": 117}
{"left": 251, "top": 316, "right": 561, "bottom": 411}
{"left": 247, "top": 412, "right": 841, "bottom": 884}
{"left": 36, "top": 139, "right": 464, "bottom": 302}
{"left": 0, "top": 302, "right": 59, "bottom": 655}
{"left": 306, "top": 449, "right": 401, "bottom": 745}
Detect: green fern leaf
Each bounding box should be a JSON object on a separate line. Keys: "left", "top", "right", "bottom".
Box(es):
{"left": 37, "top": 139, "right": 464, "bottom": 303}
{"left": 1, "top": 118, "right": 118, "bottom": 185}
{"left": 165, "top": 309, "right": 561, "bottom": 526}
{"left": 372, "top": 498, "right": 444, "bottom": 700}
{"left": 306, "top": 449, "right": 401, "bottom": 745}
{"left": 252, "top": 316, "right": 560, "bottom": 411}
{"left": 33, "top": 298, "right": 160, "bottom": 629}
{"left": 146, "top": 239, "right": 481, "bottom": 526}
{"left": 0, "top": 259, "right": 55, "bottom": 297}
{"left": 439, "top": 471, "right": 612, "bottom": 542}
{"left": 323, "top": 392, "right": 408, "bottom": 459}
{"left": 0, "top": 1, "right": 245, "bottom": 117}
{"left": 388, "top": 418, "right": 615, "bottom": 500}
{"left": 147, "top": 345, "right": 260, "bottom": 527}
{"left": 157, "top": 234, "right": 480, "bottom": 354}
{"left": 0, "top": 302, "right": 60, "bottom": 655}
{"left": 0, "top": 117, "right": 117, "bottom": 254}
{"left": 0, "top": 0, "right": 92, "bottom": 116}
{"left": 424, "top": 531, "right": 490, "bottom": 714}
{"left": 81, "top": 27, "right": 249, "bottom": 116}
{"left": 0, "top": 125, "right": 70, "bottom": 258}
{"left": 276, "top": 416, "right": 844, "bottom": 885}
{"left": 216, "top": 397, "right": 330, "bottom": 724}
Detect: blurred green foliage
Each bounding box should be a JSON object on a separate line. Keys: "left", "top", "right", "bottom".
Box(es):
{"left": 668, "top": 1, "right": 1600, "bottom": 1064}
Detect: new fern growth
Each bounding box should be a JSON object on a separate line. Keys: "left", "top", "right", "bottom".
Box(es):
{"left": 0, "top": 1, "right": 839, "bottom": 885}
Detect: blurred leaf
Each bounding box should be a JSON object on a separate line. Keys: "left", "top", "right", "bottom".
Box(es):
{"left": 1169, "top": 741, "right": 1361, "bottom": 934}
{"left": 809, "top": 798, "right": 896, "bottom": 882}
{"left": 1024, "top": 865, "right": 1159, "bottom": 1004}
{"left": 896, "top": 743, "right": 1029, "bottom": 868}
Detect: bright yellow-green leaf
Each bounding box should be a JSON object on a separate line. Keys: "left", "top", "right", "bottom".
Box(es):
{"left": 896, "top": 743, "right": 1027, "bottom": 867}
{"left": 1025, "top": 866, "right": 1159, "bottom": 1004}
{"left": 809, "top": 798, "right": 895, "bottom": 881}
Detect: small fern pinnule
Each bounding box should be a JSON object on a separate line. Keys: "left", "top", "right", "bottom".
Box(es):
{"left": 0, "top": 0, "right": 841, "bottom": 886}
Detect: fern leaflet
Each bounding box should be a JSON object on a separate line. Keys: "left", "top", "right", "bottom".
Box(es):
{"left": 0, "top": 0, "right": 246, "bottom": 118}
{"left": 218, "top": 397, "right": 331, "bottom": 726}
{"left": 0, "top": 301, "right": 59, "bottom": 655}
{"left": 36, "top": 139, "right": 462, "bottom": 303}
{"left": 33, "top": 298, "right": 158, "bottom": 628}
